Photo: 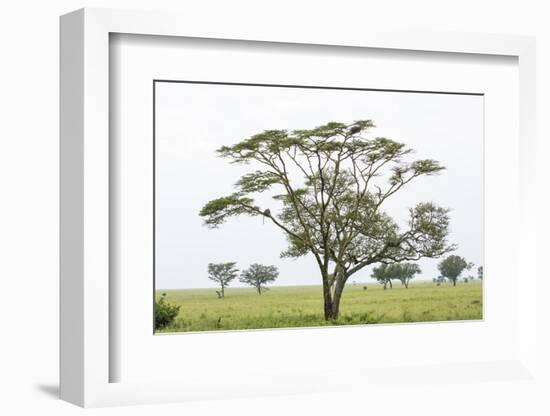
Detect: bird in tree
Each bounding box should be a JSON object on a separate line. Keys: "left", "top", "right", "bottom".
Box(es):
{"left": 437, "top": 255, "right": 472, "bottom": 286}
{"left": 239, "top": 263, "right": 279, "bottom": 295}
{"left": 199, "top": 120, "right": 455, "bottom": 320}
{"left": 207, "top": 262, "right": 238, "bottom": 298}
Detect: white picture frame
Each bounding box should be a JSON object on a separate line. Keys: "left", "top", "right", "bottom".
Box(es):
{"left": 60, "top": 7, "right": 538, "bottom": 408}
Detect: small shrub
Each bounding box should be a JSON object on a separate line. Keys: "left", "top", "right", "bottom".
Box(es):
{"left": 402, "top": 311, "right": 414, "bottom": 322}
{"left": 155, "top": 294, "right": 181, "bottom": 330}
{"left": 343, "top": 314, "right": 354, "bottom": 323}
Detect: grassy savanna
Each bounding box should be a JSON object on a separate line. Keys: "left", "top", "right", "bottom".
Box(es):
{"left": 156, "top": 280, "right": 482, "bottom": 333}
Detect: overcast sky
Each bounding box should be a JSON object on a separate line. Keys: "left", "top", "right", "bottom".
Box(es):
{"left": 155, "top": 82, "right": 483, "bottom": 289}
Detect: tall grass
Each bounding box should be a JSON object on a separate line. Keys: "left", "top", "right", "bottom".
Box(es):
{"left": 155, "top": 280, "right": 483, "bottom": 333}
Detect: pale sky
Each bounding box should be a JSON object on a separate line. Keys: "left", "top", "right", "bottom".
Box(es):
{"left": 155, "top": 82, "right": 483, "bottom": 289}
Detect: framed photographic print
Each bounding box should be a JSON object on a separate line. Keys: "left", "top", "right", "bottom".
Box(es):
{"left": 60, "top": 8, "right": 539, "bottom": 409}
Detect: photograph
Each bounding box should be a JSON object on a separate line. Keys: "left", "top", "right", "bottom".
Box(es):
{"left": 154, "top": 81, "right": 484, "bottom": 333}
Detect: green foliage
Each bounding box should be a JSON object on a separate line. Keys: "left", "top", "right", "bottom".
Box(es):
{"left": 239, "top": 263, "right": 279, "bottom": 294}
{"left": 154, "top": 293, "right": 181, "bottom": 330}
{"left": 371, "top": 262, "right": 421, "bottom": 288}
{"left": 155, "top": 281, "right": 483, "bottom": 332}
{"left": 397, "top": 263, "right": 421, "bottom": 287}
{"left": 207, "top": 262, "right": 238, "bottom": 298}
{"left": 199, "top": 195, "right": 257, "bottom": 228}
{"left": 236, "top": 171, "right": 280, "bottom": 193}
{"left": 200, "top": 120, "right": 452, "bottom": 267}
{"left": 371, "top": 264, "right": 394, "bottom": 288}
{"left": 438, "top": 255, "right": 471, "bottom": 286}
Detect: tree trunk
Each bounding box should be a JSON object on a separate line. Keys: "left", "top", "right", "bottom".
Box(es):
{"left": 389, "top": 279, "right": 393, "bottom": 289}
{"left": 330, "top": 276, "right": 346, "bottom": 320}
{"left": 452, "top": 279, "right": 456, "bottom": 287}
{"left": 322, "top": 277, "right": 334, "bottom": 320}
{"left": 257, "top": 285, "right": 262, "bottom": 295}
{"left": 322, "top": 270, "right": 348, "bottom": 321}
{"left": 404, "top": 279, "right": 409, "bottom": 289}
{"left": 221, "top": 283, "right": 225, "bottom": 298}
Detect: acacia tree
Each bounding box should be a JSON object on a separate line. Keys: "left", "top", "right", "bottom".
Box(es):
{"left": 395, "top": 263, "right": 421, "bottom": 288}
{"left": 207, "top": 262, "right": 238, "bottom": 298}
{"left": 371, "top": 263, "right": 394, "bottom": 290}
{"left": 200, "top": 120, "right": 455, "bottom": 320}
{"left": 437, "top": 255, "right": 471, "bottom": 286}
{"left": 371, "top": 262, "right": 421, "bottom": 289}
{"left": 240, "top": 263, "right": 279, "bottom": 294}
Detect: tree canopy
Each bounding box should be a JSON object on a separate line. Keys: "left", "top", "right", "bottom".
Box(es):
{"left": 207, "top": 262, "right": 238, "bottom": 298}
{"left": 371, "top": 263, "right": 395, "bottom": 290}
{"left": 371, "top": 262, "right": 421, "bottom": 289}
{"left": 437, "top": 255, "right": 471, "bottom": 286}
{"left": 240, "top": 263, "right": 279, "bottom": 294}
{"left": 393, "top": 262, "right": 421, "bottom": 288}
{"left": 200, "top": 120, "right": 455, "bottom": 319}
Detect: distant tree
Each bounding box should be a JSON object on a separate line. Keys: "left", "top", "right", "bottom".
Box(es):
{"left": 371, "top": 262, "right": 420, "bottom": 289}
{"left": 239, "top": 263, "right": 279, "bottom": 294}
{"left": 371, "top": 264, "right": 393, "bottom": 289}
{"left": 154, "top": 293, "right": 181, "bottom": 330}
{"left": 477, "top": 266, "right": 483, "bottom": 280}
{"left": 207, "top": 262, "right": 238, "bottom": 298}
{"left": 395, "top": 263, "right": 421, "bottom": 288}
{"left": 437, "top": 255, "right": 471, "bottom": 286}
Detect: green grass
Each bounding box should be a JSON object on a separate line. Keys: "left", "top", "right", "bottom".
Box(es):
{"left": 156, "top": 280, "right": 483, "bottom": 333}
